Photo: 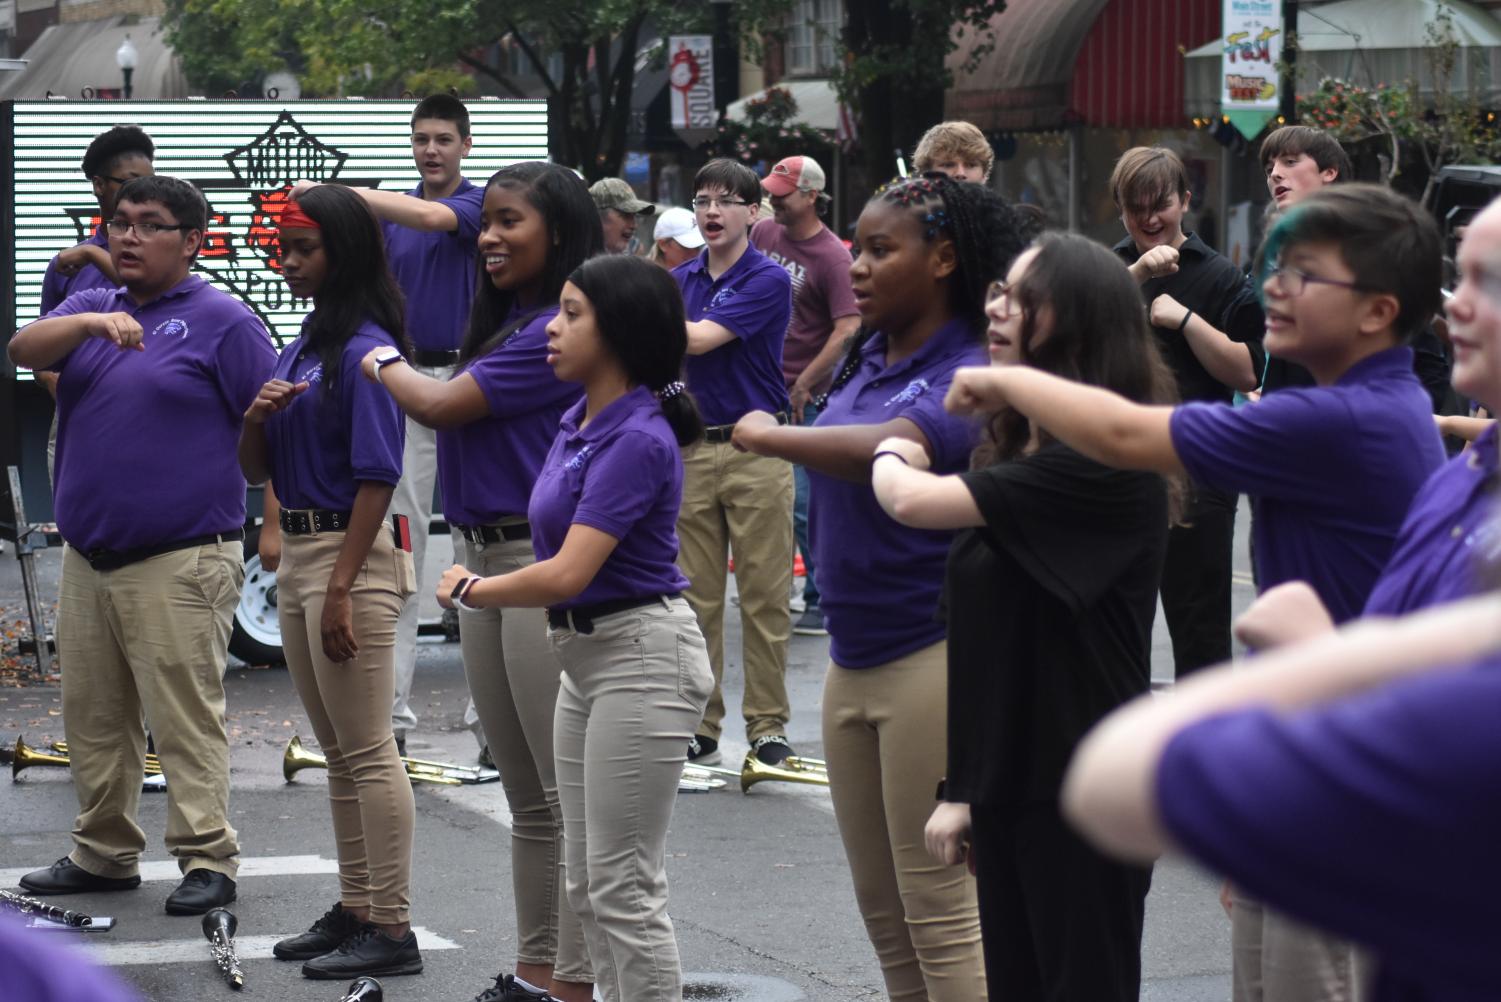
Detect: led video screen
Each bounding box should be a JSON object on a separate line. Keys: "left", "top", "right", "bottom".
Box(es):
{"left": 6, "top": 99, "right": 549, "bottom": 359}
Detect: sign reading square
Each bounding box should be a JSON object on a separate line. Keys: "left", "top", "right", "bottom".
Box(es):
{"left": 5, "top": 98, "right": 549, "bottom": 360}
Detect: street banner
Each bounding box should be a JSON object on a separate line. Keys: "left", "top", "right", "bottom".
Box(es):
{"left": 1220, "top": 0, "right": 1282, "bottom": 140}
{"left": 668, "top": 34, "right": 716, "bottom": 142}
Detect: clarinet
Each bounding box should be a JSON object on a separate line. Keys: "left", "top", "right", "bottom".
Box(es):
{"left": 338, "top": 977, "right": 384, "bottom": 1001}
{"left": 202, "top": 908, "right": 245, "bottom": 990}
{"left": 0, "top": 887, "right": 97, "bottom": 928}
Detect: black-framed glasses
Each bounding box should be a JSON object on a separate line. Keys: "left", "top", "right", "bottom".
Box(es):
{"left": 1264, "top": 266, "right": 1368, "bottom": 297}
{"left": 105, "top": 219, "right": 191, "bottom": 238}
{"left": 691, "top": 196, "right": 751, "bottom": 211}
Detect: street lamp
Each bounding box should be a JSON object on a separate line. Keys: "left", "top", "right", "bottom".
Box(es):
{"left": 116, "top": 35, "right": 137, "bottom": 99}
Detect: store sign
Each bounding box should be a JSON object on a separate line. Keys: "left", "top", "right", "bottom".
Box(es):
{"left": 668, "top": 35, "right": 716, "bottom": 143}
{"left": 1220, "top": 0, "right": 1282, "bottom": 140}
{"left": 7, "top": 99, "right": 548, "bottom": 355}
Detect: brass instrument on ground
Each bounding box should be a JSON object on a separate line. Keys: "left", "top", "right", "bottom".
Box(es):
{"left": 282, "top": 735, "right": 498, "bottom": 787}
{"left": 10, "top": 736, "right": 163, "bottom": 781}
{"left": 683, "top": 753, "right": 829, "bottom": 793}
{"left": 202, "top": 907, "right": 246, "bottom": 990}
{"left": 0, "top": 887, "right": 116, "bottom": 931}
{"left": 338, "top": 976, "right": 384, "bottom": 1002}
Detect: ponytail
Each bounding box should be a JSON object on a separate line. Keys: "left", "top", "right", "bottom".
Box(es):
{"left": 653, "top": 380, "right": 704, "bottom": 447}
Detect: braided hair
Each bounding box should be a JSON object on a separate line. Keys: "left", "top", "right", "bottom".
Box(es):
{"left": 818, "top": 175, "right": 1031, "bottom": 407}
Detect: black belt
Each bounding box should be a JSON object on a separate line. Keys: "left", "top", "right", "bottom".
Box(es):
{"left": 412, "top": 348, "right": 461, "bottom": 367}
{"left": 82, "top": 529, "right": 245, "bottom": 572}
{"left": 703, "top": 411, "right": 788, "bottom": 444}
{"left": 280, "top": 508, "right": 350, "bottom": 534}
{"left": 547, "top": 594, "right": 680, "bottom": 635}
{"left": 455, "top": 521, "right": 531, "bottom": 545}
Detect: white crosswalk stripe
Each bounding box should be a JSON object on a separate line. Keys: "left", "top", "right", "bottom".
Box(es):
{"left": 83, "top": 926, "right": 461, "bottom": 966}
{"left": 0, "top": 854, "right": 338, "bottom": 887}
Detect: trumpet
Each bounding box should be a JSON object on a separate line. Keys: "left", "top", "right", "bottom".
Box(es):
{"left": 683, "top": 753, "right": 829, "bottom": 793}
{"left": 10, "top": 736, "right": 163, "bottom": 780}
{"left": 202, "top": 907, "right": 246, "bottom": 990}
{"left": 282, "top": 735, "right": 499, "bottom": 786}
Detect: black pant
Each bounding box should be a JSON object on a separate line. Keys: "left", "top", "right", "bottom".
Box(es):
{"left": 972, "top": 802, "right": 1152, "bottom": 1002}
{"left": 1159, "top": 483, "right": 1236, "bottom": 678}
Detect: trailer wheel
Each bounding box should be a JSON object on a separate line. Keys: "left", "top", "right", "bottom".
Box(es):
{"left": 230, "top": 526, "right": 284, "bottom": 665}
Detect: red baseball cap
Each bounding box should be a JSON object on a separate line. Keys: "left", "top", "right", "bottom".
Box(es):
{"left": 761, "top": 156, "right": 827, "bottom": 197}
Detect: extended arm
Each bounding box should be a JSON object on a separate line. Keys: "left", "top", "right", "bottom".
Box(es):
{"left": 1151, "top": 294, "right": 1259, "bottom": 393}
{"left": 870, "top": 436, "right": 984, "bottom": 529}
{"left": 733, "top": 412, "right": 931, "bottom": 483}
{"left": 1062, "top": 591, "right": 1501, "bottom": 862}
{"left": 293, "top": 181, "right": 459, "bottom": 232}
{"left": 437, "top": 524, "right": 620, "bottom": 609}
{"left": 945, "top": 366, "right": 1184, "bottom": 475}
{"left": 360, "top": 350, "right": 488, "bottom": 428}
{"left": 8, "top": 312, "right": 142, "bottom": 369}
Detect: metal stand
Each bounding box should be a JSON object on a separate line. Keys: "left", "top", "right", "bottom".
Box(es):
{"left": 7, "top": 466, "right": 54, "bottom": 679}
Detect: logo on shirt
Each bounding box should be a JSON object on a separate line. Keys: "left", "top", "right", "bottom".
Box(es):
{"left": 299, "top": 361, "right": 324, "bottom": 385}
{"left": 153, "top": 318, "right": 189, "bottom": 340}
{"left": 708, "top": 284, "right": 740, "bottom": 311}
{"left": 564, "top": 444, "right": 595, "bottom": 472}
{"left": 885, "top": 378, "right": 931, "bottom": 407}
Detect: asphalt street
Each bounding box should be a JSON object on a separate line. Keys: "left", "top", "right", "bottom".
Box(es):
{"left": 0, "top": 507, "right": 1255, "bottom": 1001}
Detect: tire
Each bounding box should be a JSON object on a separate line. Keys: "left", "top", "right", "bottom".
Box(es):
{"left": 230, "top": 525, "right": 285, "bottom": 666}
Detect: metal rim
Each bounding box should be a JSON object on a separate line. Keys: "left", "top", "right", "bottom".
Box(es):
{"left": 235, "top": 555, "right": 281, "bottom": 647}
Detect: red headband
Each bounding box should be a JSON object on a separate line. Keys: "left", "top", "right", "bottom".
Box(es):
{"left": 278, "top": 199, "right": 320, "bottom": 231}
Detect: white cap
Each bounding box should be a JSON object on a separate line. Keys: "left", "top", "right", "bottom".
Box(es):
{"left": 654, "top": 206, "right": 705, "bottom": 249}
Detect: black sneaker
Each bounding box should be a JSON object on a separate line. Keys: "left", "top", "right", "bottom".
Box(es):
{"left": 473, "top": 972, "right": 556, "bottom": 1001}
{"left": 478, "top": 745, "right": 495, "bottom": 770}
{"left": 302, "top": 923, "right": 423, "bottom": 979}
{"left": 686, "top": 735, "right": 721, "bottom": 766}
{"left": 274, "top": 902, "right": 363, "bottom": 960}
{"left": 394, "top": 734, "right": 407, "bottom": 758}
{"left": 792, "top": 606, "right": 828, "bottom": 636}
{"left": 751, "top": 735, "right": 795, "bottom": 766}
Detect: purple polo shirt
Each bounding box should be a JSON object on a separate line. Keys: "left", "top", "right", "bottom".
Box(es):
{"left": 672, "top": 243, "right": 792, "bottom": 426}
{"left": 1363, "top": 424, "right": 1500, "bottom": 616}
{"left": 382, "top": 179, "right": 484, "bottom": 352}
{"left": 265, "top": 320, "right": 405, "bottom": 510}
{"left": 437, "top": 304, "right": 580, "bottom": 525}
{"left": 0, "top": 912, "right": 141, "bottom": 1002}
{"left": 1157, "top": 657, "right": 1501, "bottom": 1001}
{"left": 1169, "top": 347, "right": 1444, "bottom": 622}
{"left": 40, "top": 225, "right": 115, "bottom": 314}
{"left": 808, "top": 320, "right": 986, "bottom": 668}
{"left": 41, "top": 276, "right": 276, "bottom": 553}
{"left": 528, "top": 386, "right": 691, "bottom": 610}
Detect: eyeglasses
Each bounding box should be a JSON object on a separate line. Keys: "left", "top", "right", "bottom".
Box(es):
{"left": 1264, "top": 266, "right": 1368, "bottom": 297}
{"left": 105, "top": 219, "right": 192, "bottom": 238}
{"left": 98, "top": 174, "right": 140, "bottom": 186}
{"left": 986, "top": 280, "right": 1021, "bottom": 316}
{"left": 691, "top": 197, "right": 751, "bottom": 211}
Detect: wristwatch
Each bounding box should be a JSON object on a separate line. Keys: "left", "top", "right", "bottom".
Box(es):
{"left": 372, "top": 348, "right": 405, "bottom": 384}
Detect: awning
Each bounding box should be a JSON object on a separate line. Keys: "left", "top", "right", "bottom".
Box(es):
{"left": 1184, "top": 0, "right": 1501, "bottom": 119}
{"left": 947, "top": 0, "right": 1220, "bottom": 131}
{"left": 726, "top": 78, "right": 839, "bottom": 132}
{"left": 0, "top": 16, "right": 190, "bottom": 100}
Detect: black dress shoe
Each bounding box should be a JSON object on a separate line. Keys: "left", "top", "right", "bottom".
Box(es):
{"left": 274, "top": 901, "right": 362, "bottom": 960}
{"left": 472, "top": 972, "right": 556, "bottom": 1001}
{"left": 18, "top": 857, "right": 140, "bottom": 895}
{"left": 164, "top": 868, "right": 236, "bottom": 915}
{"left": 302, "top": 923, "right": 423, "bottom": 980}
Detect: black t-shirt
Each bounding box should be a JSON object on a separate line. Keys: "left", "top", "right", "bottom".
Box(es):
{"left": 1113, "top": 232, "right": 1267, "bottom": 404}
{"left": 1263, "top": 326, "right": 1455, "bottom": 414}
{"left": 944, "top": 443, "right": 1168, "bottom": 810}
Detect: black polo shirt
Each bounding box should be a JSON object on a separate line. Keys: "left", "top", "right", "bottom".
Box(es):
{"left": 1113, "top": 232, "right": 1266, "bottom": 404}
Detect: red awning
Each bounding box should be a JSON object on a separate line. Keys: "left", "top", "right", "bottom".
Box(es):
{"left": 949, "top": 0, "right": 1219, "bottom": 131}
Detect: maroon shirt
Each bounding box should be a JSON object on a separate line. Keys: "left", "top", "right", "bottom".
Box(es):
{"left": 750, "top": 218, "right": 858, "bottom": 392}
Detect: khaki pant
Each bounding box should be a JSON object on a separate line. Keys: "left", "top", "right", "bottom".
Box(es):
{"left": 57, "top": 541, "right": 242, "bottom": 879}
{"left": 676, "top": 441, "right": 793, "bottom": 743}
{"left": 388, "top": 367, "right": 478, "bottom": 741}
{"left": 459, "top": 535, "right": 591, "bottom": 982}
{"left": 279, "top": 530, "right": 416, "bottom": 925}
{"left": 1232, "top": 891, "right": 1373, "bottom": 1002}
{"left": 824, "top": 642, "right": 987, "bottom": 1002}
{"left": 550, "top": 597, "right": 713, "bottom": 1002}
